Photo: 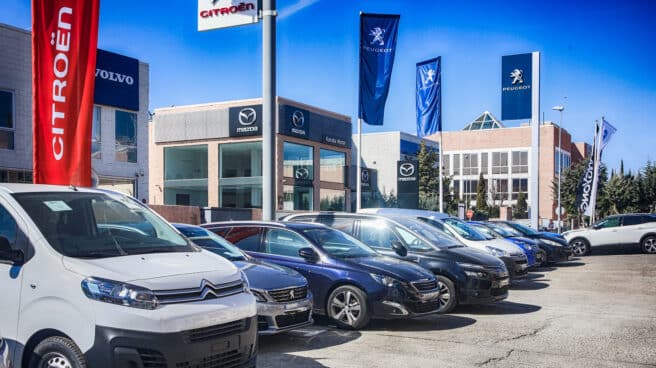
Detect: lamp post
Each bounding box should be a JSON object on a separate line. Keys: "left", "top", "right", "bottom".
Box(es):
{"left": 552, "top": 104, "right": 565, "bottom": 233}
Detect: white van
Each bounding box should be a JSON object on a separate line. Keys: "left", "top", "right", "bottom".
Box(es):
{"left": 0, "top": 184, "right": 257, "bottom": 367}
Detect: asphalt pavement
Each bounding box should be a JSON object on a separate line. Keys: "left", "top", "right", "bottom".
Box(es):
{"left": 259, "top": 246, "right": 656, "bottom": 368}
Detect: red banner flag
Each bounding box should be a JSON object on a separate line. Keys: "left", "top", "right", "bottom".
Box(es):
{"left": 32, "top": 0, "right": 100, "bottom": 186}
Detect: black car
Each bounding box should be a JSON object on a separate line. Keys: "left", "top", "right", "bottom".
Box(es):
{"left": 490, "top": 221, "right": 572, "bottom": 264}
{"left": 282, "top": 213, "right": 510, "bottom": 314}
{"left": 202, "top": 221, "right": 441, "bottom": 330}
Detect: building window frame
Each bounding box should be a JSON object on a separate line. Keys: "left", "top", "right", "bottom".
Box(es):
{"left": 0, "top": 89, "right": 16, "bottom": 150}
{"left": 115, "top": 110, "right": 138, "bottom": 163}
{"left": 511, "top": 151, "right": 529, "bottom": 174}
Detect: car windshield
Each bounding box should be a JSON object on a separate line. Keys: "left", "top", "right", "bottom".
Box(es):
{"left": 391, "top": 217, "right": 463, "bottom": 249}
{"left": 487, "top": 222, "right": 522, "bottom": 237}
{"left": 302, "top": 228, "right": 377, "bottom": 259}
{"left": 507, "top": 222, "right": 540, "bottom": 236}
{"left": 176, "top": 226, "right": 246, "bottom": 262}
{"left": 469, "top": 223, "right": 503, "bottom": 239}
{"left": 443, "top": 218, "right": 488, "bottom": 241}
{"left": 13, "top": 191, "right": 193, "bottom": 259}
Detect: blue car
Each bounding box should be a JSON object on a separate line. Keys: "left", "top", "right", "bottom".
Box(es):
{"left": 468, "top": 222, "right": 546, "bottom": 267}
{"left": 202, "top": 221, "right": 441, "bottom": 330}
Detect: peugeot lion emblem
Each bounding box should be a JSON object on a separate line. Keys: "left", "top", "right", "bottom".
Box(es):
{"left": 295, "top": 168, "right": 310, "bottom": 180}
{"left": 238, "top": 108, "right": 257, "bottom": 126}
{"left": 399, "top": 163, "right": 415, "bottom": 177}
{"left": 289, "top": 289, "right": 295, "bottom": 299}
{"left": 292, "top": 110, "right": 305, "bottom": 128}
{"left": 510, "top": 69, "right": 524, "bottom": 85}
{"left": 369, "top": 27, "right": 386, "bottom": 46}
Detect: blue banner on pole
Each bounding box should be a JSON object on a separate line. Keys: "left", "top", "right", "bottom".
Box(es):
{"left": 416, "top": 57, "right": 441, "bottom": 137}
{"left": 358, "top": 13, "right": 400, "bottom": 126}
{"left": 501, "top": 53, "right": 532, "bottom": 120}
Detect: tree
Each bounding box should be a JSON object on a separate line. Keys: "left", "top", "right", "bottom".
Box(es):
{"left": 475, "top": 172, "right": 488, "bottom": 213}
{"left": 515, "top": 191, "right": 528, "bottom": 219}
{"left": 417, "top": 141, "right": 439, "bottom": 199}
{"left": 639, "top": 161, "right": 656, "bottom": 212}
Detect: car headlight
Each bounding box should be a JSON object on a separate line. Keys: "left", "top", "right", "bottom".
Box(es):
{"left": 541, "top": 238, "right": 563, "bottom": 247}
{"left": 456, "top": 262, "right": 489, "bottom": 278}
{"left": 485, "top": 246, "right": 509, "bottom": 257}
{"left": 82, "top": 277, "right": 159, "bottom": 310}
{"left": 370, "top": 273, "right": 402, "bottom": 288}
{"left": 456, "top": 262, "right": 485, "bottom": 270}
{"left": 240, "top": 270, "right": 251, "bottom": 293}
{"left": 251, "top": 289, "right": 267, "bottom": 303}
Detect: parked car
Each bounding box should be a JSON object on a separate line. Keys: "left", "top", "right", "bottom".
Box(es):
{"left": 0, "top": 332, "right": 7, "bottom": 368}
{"left": 173, "top": 223, "right": 314, "bottom": 334}
{"left": 468, "top": 221, "right": 547, "bottom": 267}
{"left": 282, "top": 212, "right": 510, "bottom": 314}
{"left": 563, "top": 213, "right": 656, "bottom": 255}
{"left": 0, "top": 184, "right": 257, "bottom": 368}
{"left": 491, "top": 221, "right": 572, "bottom": 263}
{"left": 202, "top": 221, "right": 441, "bottom": 329}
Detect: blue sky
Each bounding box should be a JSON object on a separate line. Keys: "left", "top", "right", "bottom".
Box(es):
{"left": 3, "top": 0, "right": 655, "bottom": 172}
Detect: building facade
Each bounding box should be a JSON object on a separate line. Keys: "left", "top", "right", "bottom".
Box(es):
{"left": 0, "top": 23, "right": 150, "bottom": 200}
{"left": 149, "top": 97, "right": 352, "bottom": 215}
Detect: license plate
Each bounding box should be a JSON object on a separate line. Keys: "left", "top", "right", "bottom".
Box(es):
{"left": 285, "top": 302, "right": 302, "bottom": 310}
{"left": 499, "top": 279, "right": 510, "bottom": 287}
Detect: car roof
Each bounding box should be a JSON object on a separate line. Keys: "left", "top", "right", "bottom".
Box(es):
{"left": 358, "top": 208, "right": 449, "bottom": 219}
{"left": 202, "top": 220, "right": 330, "bottom": 231}
{"left": 0, "top": 183, "right": 107, "bottom": 194}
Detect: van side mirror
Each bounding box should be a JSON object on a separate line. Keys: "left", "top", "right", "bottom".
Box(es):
{"left": 391, "top": 241, "right": 408, "bottom": 257}
{"left": 298, "top": 247, "right": 319, "bottom": 263}
{"left": 0, "top": 236, "right": 24, "bottom": 265}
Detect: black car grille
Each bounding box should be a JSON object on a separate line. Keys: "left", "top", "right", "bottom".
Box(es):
{"left": 267, "top": 285, "right": 308, "bottom": 303}
{"left": 412, "top": 279, "right": 438, "bottom": 292}
{"left": 155, "top": 279, "right": 244, "bottom": 305}
{"left": 411, "top": 300, "right": 440, "bottom": 314}
{"left": 138, "top": 349, "right": 167, "bottom": 368}
{"left": 182, "top": 319, "right": 250, "bottom": 344}
{"left": 257, "top": 316, "right": 269, "bottom": 331}
{"left": 275, "top": 310, "right": 311, "bottom": 328}
{"left": 175, "top": 349, "right": 247, "bottom": 368}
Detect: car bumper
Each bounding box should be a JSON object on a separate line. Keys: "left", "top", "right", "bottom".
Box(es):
{"left": 546, "top": 247, "right": 572, "bottom": 263}
{"left": 85, "top": 316, "right": 258, "bottom": 368}
{"left": 371, "top": 285, "right": 441, "bottom": 319}
{"left": 500, "top": 256, "right": 529, "bottom": 279}
{"left": 256, "top": 296, "right": 314, "bottom": 335}
{"left": 459, "top": 267, "right": 510, "bottom": 305}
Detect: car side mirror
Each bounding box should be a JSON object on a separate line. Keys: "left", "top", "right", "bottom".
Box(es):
{"left": 298, "top": 247, "right": 319, "bottom": 263}
{"left": 391, "top": 241, "right": 408, "bottom": 257}
{"left": 0, "top": 236, "right": 24, "bottom": 265}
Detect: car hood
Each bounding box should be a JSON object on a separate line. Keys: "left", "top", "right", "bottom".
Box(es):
{"left": 63, "top": 250, "right": 240, "bottom": 290}
{"left": 341, "top": 255, "right": 434, "bottom": 282}
{"left": 437, "top": 247, "right": 506, "bottom": 268}
{"left": 234, "top": 260, "right": 307, "bottom": 291}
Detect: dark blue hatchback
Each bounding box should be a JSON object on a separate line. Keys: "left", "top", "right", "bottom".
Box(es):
{"left": 202, "top": 221, "right": 441, "bottom": 330}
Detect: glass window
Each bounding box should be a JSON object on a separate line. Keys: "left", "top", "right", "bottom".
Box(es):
{"left": 452, "top": 154, "right": 460, "bottom": 175}
{"left": 283, "top": 185, "right": 313, "bottom": 211}
{"left": 442, "top": 154, "right": 450, "bottom": 174}
{"left": 284, "top": 142, "right": 313, "bottom": 180}
{"left": 0, "top": 169, "right": 32, "bottom": 184}
{"left": 463, "top": 154, "right": 478, "bottom": 175}
{"left": 555, "top": 150, "right": 571, "bottom": 175}
{"left": 222, "top": 227, "right": 262, "bottom": 252}
{"left": 176, "top": 226, "right": 247, "bottom": 262}
{"left": 481, "top": 153, "right": 488, "bottom": 174}
{"left": 302, "top": 228, "right": 376, "bottom": 258}
{"left": 92, "top": 106, "right": 101, "bottom": 160}
{"left": 164, "top": 145, "right": 208, "bottom": 206}
{"left": 115, "top": 110, "right": 137, "bottom": 163}
{"left": 595, "top": 217, "right": 620, "bottom": 229}
{"left": 443, "top": 218, "right": 487, "bottom": 241}
{"left": 491, "top": 179, "right": 509, "bottom": 202}
{"left": 359, "top": 220, "right": 401, "bottom": 249}
{"left": 320, "top": 149, "right": 345, "bottom": 184}
{"left": 264, "top": 228, "right": 312, "bottom": 258}
{"left": 220, "top": 142, "right": 262, "bottom": 208}
{"left": 0, "top": 90, "right": 15, "bottom": 150}
{"left": 512, "top": 178, "right": 528, "bottom": 200}
{"left": 622, "top": 216, "right": 642, "bottom": 226}
{"left": 319, "top": 189, "right": 345, "bottom": 211}
{"left": 511, "top": 151, "right": 528, "bottom": 174}
{"left": 463, "top": 180, "right": 478, "bottom": 196}
{"left": 0, "top": 205, "right": 17, "bottom": 246}
{"left": 492, "top": 152, "right": 508, "bottom": 174}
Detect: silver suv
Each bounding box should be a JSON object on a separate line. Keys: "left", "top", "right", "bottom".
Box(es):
{"left": 563, "top": 214, "right": 656, "bottom": 255}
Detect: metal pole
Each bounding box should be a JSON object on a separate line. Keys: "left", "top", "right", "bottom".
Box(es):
{"left": 529, "top": 51, "right": 541, "bottom": 229}
{"left": 356, "top": 118, "right": 362, "bottom": 212}
{"left": 262, "top": 0, "right": 276, "bottom": 221}
{"left": 557, "top": 109, "right": 562, "bottom": 233}
{"left": 439, "top": 131, "right": 444, "bottom": 213}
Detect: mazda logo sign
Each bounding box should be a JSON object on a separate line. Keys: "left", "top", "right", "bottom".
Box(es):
{"left": 295, "top": 168, "right": 310, "bottom": 180}
{"left": 238, "top": 108, "right": 257, "bottom": 126}
{"left": 399, "top": 163, "right": 415, "bottom": 177}
{"left": 361, "top": 170, "right": 370, "bottom": 183}
{"left": 292, "top": 110, "right": 305, "bottom": 128}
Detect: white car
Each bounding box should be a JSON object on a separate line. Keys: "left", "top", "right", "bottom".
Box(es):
{"left": 0, "top": 184, "right": 257, "bottom": 367}
{"left": 563, "top": 213, "right": 656, "bottom": 255}
{"left": 0, "top": 332, "right": 7, "bottom": 368}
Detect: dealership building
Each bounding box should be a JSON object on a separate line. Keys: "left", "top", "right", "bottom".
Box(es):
{"left": 0, "top": 23, "right": 150, "bottom": 199}
{"left": 148, "top": 97, "right": 352, "bottom": 213}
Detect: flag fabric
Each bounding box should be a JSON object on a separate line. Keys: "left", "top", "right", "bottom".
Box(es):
{"left": 585, "top": 118, "right": 617, "bottom": 217}
{"left": 416, "top": 57, "right": 441, "bottom": 137}
{"left": 575, "top": 156, "right": 596, "bottom": 215}
{"left": 598, "top": 118, "right": 617, "bottom": 153}
{"left": 358, "top": 13, "right": 400, "bottom": 126}
{"left": 32, "top": 0, "right": 100, "bottom": 186}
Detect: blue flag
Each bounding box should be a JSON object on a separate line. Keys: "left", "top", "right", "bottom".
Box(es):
{"left": 358, "top": 13, "right": 400, "bottom": 126}
{"left": 416, "top": 57, "right": 441, "bottom": 137}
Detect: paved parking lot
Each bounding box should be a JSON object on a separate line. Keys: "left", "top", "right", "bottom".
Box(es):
{"left": 259, "top": 246, "right": 656, "bottom": 368}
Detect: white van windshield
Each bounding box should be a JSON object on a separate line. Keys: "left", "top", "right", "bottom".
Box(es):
{"left": 13, "top": 191, "right": 193, "bottom": 258}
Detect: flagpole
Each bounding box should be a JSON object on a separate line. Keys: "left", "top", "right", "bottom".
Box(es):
{"left": 439, "top": 130, "right": 444, "bottom": 213}
{"left": 356, "top": 118, "right": 362, "bottom": 212}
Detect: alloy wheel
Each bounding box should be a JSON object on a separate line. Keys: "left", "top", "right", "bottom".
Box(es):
{"left": 42, "top": 354, "right": 72, "bottom": 368}
{"left": 643, "top": 237, "right": 656, "bottom": 254}
{"left": 571, "top": 240, "right": 588, "bottom": 256}
{"left": 330, "top": 290, "right": 362, "bottom": 326}
{"left": 437, "top": 281, "right": 451, "bottom": 309}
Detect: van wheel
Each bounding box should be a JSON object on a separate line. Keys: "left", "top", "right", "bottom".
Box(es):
{"left": 570, "top": 238, "right": 590, "bottom": 256}
{"left": 436, "top": 276, "right": 457, "bottom": 314}
{"left": 327, "top": 285, "right": 371, "bottom": 330}
{"left": 29, "top": 336, "right": 87, "bottom": 368}
{"left": 641, "top": 236, "right": 656, "bottom": 254}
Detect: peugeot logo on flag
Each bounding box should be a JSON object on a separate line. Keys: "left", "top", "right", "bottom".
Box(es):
{"left": 295, "top": 167, "right": 310, "bottom": 180}
{"left": 369, "top": 27, "right": 386, "bottom": 46}
{"left": 510, "top": 69, "right": 524, "bottom": 85}
{"left": 238, "top": 108, "right": 257, "bottom": 126}
{"left": 292, "top": 110, "right": 305, "bottom": 128}
{"left": 399, "top": 163, "right": 415, "bottom": 177}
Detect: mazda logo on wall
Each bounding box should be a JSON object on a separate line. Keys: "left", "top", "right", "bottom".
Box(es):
{"left": 399, "top": 163, "right": 415, "bottom": 177}
{"left": 361, "top": 169, "right": 370, "bottom": 183}
{"left": 295, "top": 168, "right": 310, "bottom": 180}
{"left": 238, "top": 108, "right": 257, "bottom": 126}
{"left": 292, "top": 110, "right": 305, "bottom": 128}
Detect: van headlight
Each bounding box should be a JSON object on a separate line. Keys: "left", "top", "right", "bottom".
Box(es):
{"left": 81, "top": 277, "right": 159, "bottom": 310}
{"left": 485, "top": 246, "right": 509, "bottom": 257}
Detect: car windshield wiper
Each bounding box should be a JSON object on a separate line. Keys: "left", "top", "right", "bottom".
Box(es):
{"left": 125, "top": 247, "right": 183, "bottom": 255}
{"left": 447, "top": 244, "right": 465, "bottom": 248}
{"left": 73, "top": 251, "right": 123, "bottom": 259}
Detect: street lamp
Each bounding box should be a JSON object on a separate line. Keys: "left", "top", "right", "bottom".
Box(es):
{"left": 552, "top": 104, "right": 565, "bottom": 233}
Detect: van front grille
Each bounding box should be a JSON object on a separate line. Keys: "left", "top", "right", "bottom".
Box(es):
{"left": 154, "top": 279, "right": 244, "bottom": 304}
{"left": 182, "top": 318, "right": 250, "bottom": 344}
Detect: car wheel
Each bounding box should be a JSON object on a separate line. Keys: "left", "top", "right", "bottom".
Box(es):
{"left": 29, "top": 336, "right": 87, "bottom": 368}
{"left": 570, "top": 238, "right": 590, "bottom": 256}
{"left": 641, "top": 236, "right": 656, "bottom": 254}
{"left": 436, "top": 276, "right": 457, "bottom": 314}
{"left": 327, "top": 285, "right": 371, "bottom": 330}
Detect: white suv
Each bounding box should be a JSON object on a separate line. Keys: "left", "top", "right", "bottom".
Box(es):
{"left": 563, "top": 213, "right": 656, "bottom": 255}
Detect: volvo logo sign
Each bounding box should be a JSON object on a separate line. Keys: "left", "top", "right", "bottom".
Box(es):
{"left": 399, "top": 163, "right": 415, "bottom": 177}
{"left": 295, "top": 167, "right": 310, "bottom": 180}
{"left": 238, "top": 108, "right": 257, "bottom": 126}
